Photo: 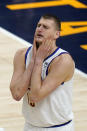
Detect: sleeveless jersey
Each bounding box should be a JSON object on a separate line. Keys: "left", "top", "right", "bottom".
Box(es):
{"left": 22, "top": 46, "right": 74, "bottom": 127}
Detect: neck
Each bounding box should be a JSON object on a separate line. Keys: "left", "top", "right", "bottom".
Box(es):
{"left": 36, "top": 41, "right": 57, "bottom": 51}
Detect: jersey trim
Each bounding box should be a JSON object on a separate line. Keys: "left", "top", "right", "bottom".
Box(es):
{"left": 58, "top": 52, "right": 69, "bottom": 56}
{"left": 25, "top": 46, "right": 32, "bottom": 65}
{"left": 45, "top": 120, "right": 72, "bottom": 128}
{"left": 46, "top": 52, "right": 69, "bottom": 76}
{"left": 44, "top": 47, "right": 60, "bottom": 62}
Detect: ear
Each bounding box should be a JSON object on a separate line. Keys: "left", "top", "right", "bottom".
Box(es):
{"left": 54, "top": 31, "right": 60, "bottom": 39}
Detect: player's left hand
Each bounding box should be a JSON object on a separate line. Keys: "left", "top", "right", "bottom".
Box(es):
{"left": 36, "top": 37, "right": 54, "bottom": 62}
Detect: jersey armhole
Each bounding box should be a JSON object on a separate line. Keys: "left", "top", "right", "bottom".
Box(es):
{"left": 25, "top": 46, "right": 32, "bottom": 65}
{"left": 46, "top": 52, "right": 69, "bottom": 85}
{"left": 46, "top": 52, "right": 69, "bottom": 76}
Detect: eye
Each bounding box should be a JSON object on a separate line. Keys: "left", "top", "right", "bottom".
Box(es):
{"left": 37, "top": 24, "right": 41, "bottom": 28}
{"left": 43, "top": 25, "right": 49, "bottom": 29}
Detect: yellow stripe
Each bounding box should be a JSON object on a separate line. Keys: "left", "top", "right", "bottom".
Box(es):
{"left": 6, "top": 0, "right": 87, "bottom": 10}
{"left": 61, "top": 21, "right": 87, "bottom": 36}
{"left": 6, "top": 1, "right": 67, "bottom": 10}
{"left": 80, "top": 45, "right": 87, "bottom": 50}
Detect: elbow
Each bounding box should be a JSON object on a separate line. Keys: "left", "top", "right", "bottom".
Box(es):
{"left": 13, "top": 96, "right": 21, "bottom": 101}
{"left": 30, "top": 93, "right": 42, "bottom": 103}
{"left": 10, "top": 86, "right": 22, "bottom": 101}
{"left": 12, "top": 95, "right": 21, "bottom": 101}
{"left": 13, "top": 94, "right": 22, "bottom": 101}
{"left": 30, "top": 88, "right": 43, "bottom": 103}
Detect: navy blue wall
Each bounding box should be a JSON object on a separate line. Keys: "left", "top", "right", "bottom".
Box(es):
{"left": 0, "top": 0, "right": 87, "bottom": 73}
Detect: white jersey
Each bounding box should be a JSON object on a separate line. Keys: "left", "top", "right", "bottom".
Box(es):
{"left": 22, "top": 46, "right": 74, "bottom": 127}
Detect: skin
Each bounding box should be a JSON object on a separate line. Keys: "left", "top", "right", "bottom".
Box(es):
{"left": 10, "top": 17, "right": 75, "bottom": 106}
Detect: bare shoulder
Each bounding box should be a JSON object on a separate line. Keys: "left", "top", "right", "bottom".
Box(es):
{"left": 59, "top": 53, "right": 74, "bottom": 66}
{"left": 49, "top": 53, "right": 75, "bottom": 81}
{"left": 14, "top": 48, "right": 28, "bottom": 60}
{"left": 13, "top": 48, "right": 28, "bottom": 68}
{"left": 50, "top": 53, "right": 74, "bottom": 68}
{"left": 61, "top": 53, "right": 75, "bottom": 70}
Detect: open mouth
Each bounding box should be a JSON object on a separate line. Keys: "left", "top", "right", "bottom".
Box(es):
{"left": 36, "top": 34, "right": 43, "bottom": 38}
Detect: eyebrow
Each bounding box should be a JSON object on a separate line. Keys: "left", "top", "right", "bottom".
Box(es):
{"left": 37, "top": 23, "right": 49, "bottom": 28}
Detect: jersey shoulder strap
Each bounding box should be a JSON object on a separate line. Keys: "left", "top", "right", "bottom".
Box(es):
{"left": 25, "top": 46, "right": 32, "bottom": 65}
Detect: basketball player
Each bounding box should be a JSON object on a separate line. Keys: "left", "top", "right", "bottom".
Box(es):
{"left": 10, "top": 14, "right": 75, "bottom": 131}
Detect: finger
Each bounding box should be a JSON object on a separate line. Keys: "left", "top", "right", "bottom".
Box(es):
{"left": 33, "top": 37, "right": 37, "bottom": 51}
{"left": 33, "top": 36, "right": 36, "bottom": 45}
{"left": 32, "top": 38, "right": 37, "bottom": 58}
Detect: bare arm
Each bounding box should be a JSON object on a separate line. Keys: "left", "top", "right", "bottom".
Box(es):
{"left": 10, "top": 47, "right": 35, "bottom": 101}
{"left": 30, "top": 44, "right": 75, "bottom": 103}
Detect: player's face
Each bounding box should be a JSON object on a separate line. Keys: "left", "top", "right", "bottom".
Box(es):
{"left": 35, "top": 18, "right": 59, "bottom": 44}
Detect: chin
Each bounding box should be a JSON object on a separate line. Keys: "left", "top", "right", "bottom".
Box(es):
{"left": 36, "top": 38, "right": 43, "bottom": 44}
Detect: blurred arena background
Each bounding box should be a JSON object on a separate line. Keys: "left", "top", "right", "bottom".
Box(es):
{"left": 0, "top": 0, "right": 87, "bottom": 131}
